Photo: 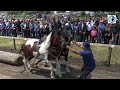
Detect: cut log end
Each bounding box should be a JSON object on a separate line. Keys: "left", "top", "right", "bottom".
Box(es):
{"left": 14, "top": 57, "right": 24, "bottom": 66}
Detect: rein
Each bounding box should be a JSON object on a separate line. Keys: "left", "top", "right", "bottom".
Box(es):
{"left": 48, "top": 47, "right": 62, "bottom": 58}
{"left": 62, "top": 49, "right": 69, "bottom": 54}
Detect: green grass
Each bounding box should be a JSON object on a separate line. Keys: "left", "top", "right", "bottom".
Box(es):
{"left": 0, "top": 37, "right": 26, "bottom": 51}
{"left": 0, "top": 36, "right": 120, "bottom": 65}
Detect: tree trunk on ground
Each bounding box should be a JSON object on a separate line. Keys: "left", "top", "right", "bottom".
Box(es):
{"left": 0, "top": 51, "right": 23, "bottom": 66}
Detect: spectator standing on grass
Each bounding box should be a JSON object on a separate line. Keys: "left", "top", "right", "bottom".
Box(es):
{"left": 34, "top": 21, "right": 40, "bottom": 38}
{"left": 97, "top": 20, "right": 105, "bottom": 43}
{"left": 20, "top": 20, "right": 24, "bottom": 37}
{"left": 79, "top": 19, "right": 87, "bottom": 42}
{"left": 104, "top": 24, "right": 112, "bottom": 44}
{"left": 29, "top": 19, "right": 34, "bottom": 38}
{"left": 11, "top": 21, "right": 17, "bottom": 37}
{"left": 70, "top": 20, "right": 75, "bottom": 39}
{"left": 23, "top": 20, "right": 27, "bottom": 38}
{"left": 0, "top": 20, "right": 2, "bottom": 35}
{"left": 5, "top": 19, "right": 11, "bottom": 36}
{"left": 74, "top": 21, "right": 79, "bottom": 41}
{"left": 25, "top": 20, "right": 30, "bottom": 38}
{"left": 112, "top": 21, "right": 120, "bottom": 45}
{"left": 91, "top": 25, "right": 97, "bottom": 43}
{"left": 1, "top": 19, "right": 6, "bottom": 36}
{"left": 86, "top": 18, "right": 93, "bottom": 42}
{"left": 66, "top": 41, "right": 96, "bottom": 79}
{"left": 16, "top": 19, "right": 21, "bottom": 35}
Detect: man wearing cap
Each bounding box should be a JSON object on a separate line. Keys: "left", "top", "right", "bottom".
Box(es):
{"left": 66, "top": 41, "right": 96, "bottom": 79}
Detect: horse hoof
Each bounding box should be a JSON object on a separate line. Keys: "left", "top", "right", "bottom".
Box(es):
{"left": 51, "top": 76, "right": 55, "bottom": 79}
{"left": 58, "top": 74, "right": 62, "bottom": 78}
{"left": 44, "top": 63, "right": 49, "bottom": 67}
{"left": 66, "top": 68, "right": 70, "bottom": 73}
{"left": 66, "top": 70, "right": 70, "bottom": 73}
{"left": 55, "top": 71, "right": 59, "bottom": 75}
{"left": 27, "top": 69, "right": 30, "bottom": 73}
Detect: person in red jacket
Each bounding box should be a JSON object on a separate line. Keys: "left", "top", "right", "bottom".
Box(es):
{"left": 91, "top": 25, "right": 97, "bottom": 43}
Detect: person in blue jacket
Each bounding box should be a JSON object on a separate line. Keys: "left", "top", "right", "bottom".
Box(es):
{"left": 66, "top": 41, "right": 96, "bottom": 79}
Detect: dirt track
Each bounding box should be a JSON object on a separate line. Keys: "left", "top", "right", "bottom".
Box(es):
{"left": 0, "top": 57, "right": 120, "bottom": 79}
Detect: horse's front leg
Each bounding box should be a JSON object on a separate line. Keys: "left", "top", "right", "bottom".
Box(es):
{"left": 44, "top": 53, "right": 55, "bottom": 79}
{"left": 55, "top": 58, "right": 62, "bottom": 78}
{"left": 65, "top": 54, "right": 70, "bottom": 73}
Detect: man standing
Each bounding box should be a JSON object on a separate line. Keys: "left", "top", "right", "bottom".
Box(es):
{"left": 79, "top": 19, "right": 87, "bottom": 42}
{"left": 97, "top": 20, "right": 106, "bottom": 43}
{"left": 66, "top": 41, "right": 96, "bottom": 79}
{"left": 1, "top": 19, "right": 6, "bottom": 36}
{"left": 16, "top": 19, "right": 21, "bottom": 35}
{"left": 86, "top": 18, "right": 93, "bottom": 42}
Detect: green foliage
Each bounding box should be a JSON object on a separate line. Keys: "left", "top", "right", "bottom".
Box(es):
{"left": 80, "top": 11, "right": 85, "bottom": 17}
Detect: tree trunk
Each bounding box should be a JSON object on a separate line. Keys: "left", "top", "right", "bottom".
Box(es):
{"left": 0, "top": 51, "right": 23, "bottom": 66}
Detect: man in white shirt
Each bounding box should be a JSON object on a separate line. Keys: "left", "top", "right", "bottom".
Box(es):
{"left": 86, "top": 18, "right": 93, "bottom": 42}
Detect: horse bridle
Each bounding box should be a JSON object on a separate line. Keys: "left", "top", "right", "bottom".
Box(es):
{"left": 48, "top": 39, "right": 74, "bottom": 58}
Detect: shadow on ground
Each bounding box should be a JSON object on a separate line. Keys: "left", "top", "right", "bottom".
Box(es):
{"left": 29, "top": 63, "right": 91, "bottom": 79}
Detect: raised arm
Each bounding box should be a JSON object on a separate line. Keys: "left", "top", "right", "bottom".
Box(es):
{"left": 73, "top": 41, "right": 82, "bottom": 48}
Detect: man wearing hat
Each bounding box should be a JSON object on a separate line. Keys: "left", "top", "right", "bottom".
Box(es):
{"left": 66, "top": 41, "right": 96, "bottom": 79}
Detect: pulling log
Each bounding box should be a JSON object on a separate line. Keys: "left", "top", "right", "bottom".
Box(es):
{"left": 0, "top": 51, "right": 23, "bottom": 66}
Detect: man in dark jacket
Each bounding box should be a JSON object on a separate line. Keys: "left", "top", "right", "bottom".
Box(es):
{"left": 16, "top": 19, "right": 21, "bottom": 35}
{"left": 79, "top": 19, "right": 87, "bottom": 42}
{"left": 112, "top": 21, "right": 120, "bottom": 45}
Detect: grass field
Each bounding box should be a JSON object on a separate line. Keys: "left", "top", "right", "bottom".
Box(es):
{"left": 0, "top": 36, "right": 120, "bottom": 65}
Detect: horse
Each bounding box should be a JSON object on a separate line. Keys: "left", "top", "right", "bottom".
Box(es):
{"left": 43, "top": 30, "right": 73, "bottom": 77}
{"left": 20, "top": 30, "right": 72, "bottom": 78}
{"left": 19, "top": 32, "right": 56, "bottom": 78}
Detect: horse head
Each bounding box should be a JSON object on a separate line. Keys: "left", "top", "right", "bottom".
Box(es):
{"left": 50, "top": 30, "right": 67, "bottom": 49}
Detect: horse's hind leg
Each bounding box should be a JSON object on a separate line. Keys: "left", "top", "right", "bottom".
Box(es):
{"left": 27, "top": 56, "right": 34, "bottom": 70}
{"left": 20, "top": 58, "right": 29, "bottom": 73}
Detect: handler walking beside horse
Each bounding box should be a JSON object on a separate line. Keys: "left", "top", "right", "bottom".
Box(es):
{"left": 66, "top": 41, "right": 96, "bottom": 79}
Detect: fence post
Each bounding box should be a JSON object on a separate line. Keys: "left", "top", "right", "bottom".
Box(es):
{"left": 107, "top": 46, "right": 112, "bottom": 67}
{"left": 107, "top": 40, "right": 115, "bottom": 67}
{"left": 13, "top": 39, "right": 16, "bottom": 50}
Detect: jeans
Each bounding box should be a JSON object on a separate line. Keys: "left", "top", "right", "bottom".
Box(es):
{"left": 1, "top": 29, "right": 6, "bottom": 36}
{"left": 97, "top": 33, "right": 102, "bottom": 43}
{"left": 79, "top": 66, "right": 95, "bottom": 79}
{"left": 6, "top": 29, "right": 11, "bottom": 36}
{"left": 112, "top": 34, "right": 119, "bottom": 45}
{"left": 36, "top": 31, "right": 40, "bottom": 39}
